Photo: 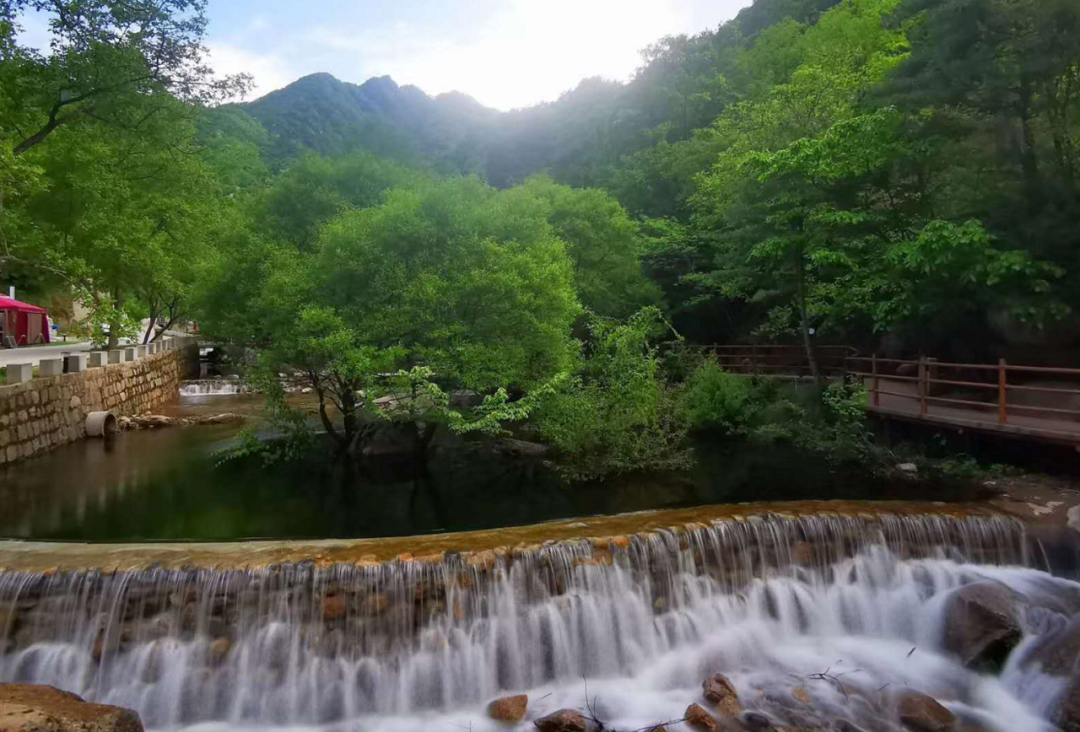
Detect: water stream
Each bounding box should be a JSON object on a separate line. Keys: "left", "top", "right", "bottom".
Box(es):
{"left": 1, "top": 511, "right": 1076, "bottom": 731}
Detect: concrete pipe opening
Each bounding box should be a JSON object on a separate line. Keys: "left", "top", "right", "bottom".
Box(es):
{"left": 85, "top": 411, "right": 118, "bottom": 438}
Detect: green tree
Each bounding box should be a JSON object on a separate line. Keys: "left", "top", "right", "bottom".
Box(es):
{"left": 1, "top": 0, "right": 249, "bottom": 157}
{"left": 513, "top": 176, "right": 662, "bottom": 317}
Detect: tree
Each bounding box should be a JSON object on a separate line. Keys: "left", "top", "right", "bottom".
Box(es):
{"left": 248, "top": 174, "right": 583, "bottom": 454}
{"left": 1, "top": 0, "right": 249, "bottom": 157}
{"left": 512, "top": 176, "right": 662, "bottom": 318}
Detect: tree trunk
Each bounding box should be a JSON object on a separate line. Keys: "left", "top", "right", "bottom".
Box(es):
{"left": 796, "top": 259, "right": 821, "bottom": 387}
{"left": 1019, "top": 73, "right": 1042, "bottom": 212}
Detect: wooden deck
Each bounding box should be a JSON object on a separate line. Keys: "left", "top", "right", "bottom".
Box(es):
{"left": 862, "top": 377, "right": 1080, "bottom": 447}
{"left": 691, "top": 346, "right": 1080, "bottom": 449}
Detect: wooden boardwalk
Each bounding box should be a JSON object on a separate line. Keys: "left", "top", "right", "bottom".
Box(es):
{"left": 694, "top": 346, "right": 1080, "bottom": 449}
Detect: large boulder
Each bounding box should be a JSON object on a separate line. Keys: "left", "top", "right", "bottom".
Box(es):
{"left": 941, "top": 582, "right": 1023, "bottom": 671}
{"left": 534, "top": 709, "right": 587, "bottom": 732}
{"left": 488, "top": 695, "right": 528, "bottom": 723}
{"left": 702, "top": 674, "right": 742, "bottom": 717}
{"left": 896, "top": 691, "right": 956, "bottom": 732}
{"left": 0, "top": 684, "right": 143, "bottom": 732}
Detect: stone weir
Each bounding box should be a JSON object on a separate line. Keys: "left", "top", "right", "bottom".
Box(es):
{"left": 0, "top": 503, "right": 1035, "bottom": 730}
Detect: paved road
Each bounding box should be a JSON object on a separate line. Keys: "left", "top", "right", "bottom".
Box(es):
{"left": 0, "top": 341, "right": 92, "bottom": 368}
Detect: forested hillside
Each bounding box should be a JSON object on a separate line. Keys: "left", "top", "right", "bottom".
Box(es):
{"left": 3, "top": 0, "right": 1079, "bottom": 362}
{"left": 200, "top": 0, "right": 1080, "bottom": 359}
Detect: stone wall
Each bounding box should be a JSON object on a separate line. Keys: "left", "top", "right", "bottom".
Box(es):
{"left": 0, "top": 340, "right": 198, "bottom": 465}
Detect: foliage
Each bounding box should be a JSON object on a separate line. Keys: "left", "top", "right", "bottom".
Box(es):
{"left": 677, "top": 359, "right": 758, "bottom": 436}
{"left": 534, "top": 308, "right": 692, "bottom": 480}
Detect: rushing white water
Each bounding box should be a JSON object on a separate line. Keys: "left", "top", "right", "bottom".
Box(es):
{"left": 180, "top": 380, "right": 246, "bottom": 397}
{"left": 0, "top": 512, "right": 1076, "bottom": 732}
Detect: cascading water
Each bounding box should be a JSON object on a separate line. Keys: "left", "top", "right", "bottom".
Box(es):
{"left": 179, "top": 380, "right": 247, "bottom": 397}
{"left": 1, "top": 512, "right": 1076, "bottom": 732}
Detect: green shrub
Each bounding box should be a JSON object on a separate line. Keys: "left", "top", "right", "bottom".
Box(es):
{"left": 677, "top": 359, "right": 757, "bottom": 436}
{"left": 534, "top": 307, "right": 692, "bottom": 481}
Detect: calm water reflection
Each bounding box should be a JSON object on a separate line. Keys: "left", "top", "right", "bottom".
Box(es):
{"left": 0, "top": 394, "right": 986, "bottom": 542}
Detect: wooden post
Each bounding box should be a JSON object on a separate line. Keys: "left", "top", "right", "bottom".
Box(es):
{"left": 998, "top": 358, "right": 1007, "bottom": 425}
{"left": 919, "top": 357, "right": 928, "bottom": 415}
{"left": 872, "top": 354, "right": 880, "bottom": 407}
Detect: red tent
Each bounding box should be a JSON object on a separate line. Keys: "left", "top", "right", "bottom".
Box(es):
{"left": 0, "top": 296, "right": 50, "bottom": 346}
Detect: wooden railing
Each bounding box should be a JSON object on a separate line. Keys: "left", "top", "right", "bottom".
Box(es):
{"left": 845, "top": 356, "right": 1080, "bottom": 427}
{"left": 688, "top": 344, "right": 858, "bottom": 378}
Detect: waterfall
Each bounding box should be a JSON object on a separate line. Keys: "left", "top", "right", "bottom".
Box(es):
{"left": 0, "top": 512, "right": 1074, "bottom": 732}
{"left": 180, "top": 380, "right": 246, "bottom": 397}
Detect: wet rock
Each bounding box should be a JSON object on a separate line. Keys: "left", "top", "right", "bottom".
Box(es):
{"left": 322, "top": 595, "right": 347, "bottom": 622}
{"left": 791, "top": 687, "right": 811, "bottom": 705}
{"left": 684, "top": 704, "right": 719, "bottom": 732}
{"left": 494, "top": 439, "right": 551, "bottom": 458}
{"left": 1023, "top": 615, "right": 1080, "bottom": 676}
{"left": 896, "top": 691, "right": 956, "bottom": 732}
{"left": 897, "top": 463, "right": 919, "bottom": 474}
{"left": 942, "top": 582, "right": 1023, "bottom": 671}
{"left": 207, "top": 637, "right": 231, "bottom": 666}
{"left": 534, "top": 708, "right": 587, "bottom": 732}
{"left": 790, "top": 543, "right": 815, "bottom": 566}
{"left": 740, "top": 710, "right": 773, "bottom": 730}
{"left": 1055, "top": 676, "right": 1080, "bottom": 732}
{"left": 702, "top": 673, "right": 742, "bottom": 717}
{"left": 487, "top": 694, "right": 528, "bottom": 723}
{"left": 0, "top": 683, "right": 143, "bottom": 732}
{"left": 361, "top": 594, "right": 390, "bottom": 617}
{"left": 835, "top": 721, "right": 867, "bottom": 732}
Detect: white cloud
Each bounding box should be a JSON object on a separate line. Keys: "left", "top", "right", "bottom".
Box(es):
{"left": 211, "top": 0, "right": 751, "bottom": 111}
{"left": 206, "top": 42, "right": 296, "bottom": 101}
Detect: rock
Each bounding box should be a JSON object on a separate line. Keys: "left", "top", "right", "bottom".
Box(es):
{"left": 792, "top": 687, "right": 812, "bottom": 705}
{"left": 790, "top": 543, "right": 815, "bottom": 566}
{"left": 702, "top": 674, "right": 742, "bottom": 717}
{"left": 487, "top": 694, "right": 528, "bottom": 723}
{"left": 897, "top": 463, "right": 919, "bottom": 474}
{"left": 0, "top": 684, "right": 143, "bottom": 732}
{"left": 740, "top": 711, "right": 773, "bottom": 730}
{"left": 494, "top": 439, "right": 551, "bottom": 459}
{"left": 534, "top": 709, "right": 586, "bottom": 732}
{"left": 207, "top": 637, "right": 231, "bottom": 666}
{"left": 321, "top": 595, "right": 347, "bottom": 622}
{"left": 1056, "top": 677, "right": 1080, "bottom": 732}
{"left": 1024, "top": 615, "right": 1080, "bottom": 676}
{"left": 360, "top": 594, "right": 390, "bottom": 617}
{"left": 941, "top": 582, "right": 1023, "bottom": 670}
{"left": 684, "top": 704, "right": 719, "bottom": 732}
{"left": 896, "top": 691, "right": 957, "bottom": 732}
{"left": 835, "top": 721, "right": 867, "bottom": 732}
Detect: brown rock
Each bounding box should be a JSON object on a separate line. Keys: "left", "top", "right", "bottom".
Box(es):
{"left": 322, "top": 595, "right": 347, "bottom": 622}
{"left": 207, "top": 637, "right": 231, "bottom": 666}
{"left": 790, "top": 542, "right": 815, "bottom": 566}
{"left": 942, "top": 582, "right": 1023, "bottom": 671}
{"left": 702, "top": 674, "right": 742, "bottom": 716}
{"left": 0, "top": 684, "right": 143, "bottom": 732}
{"left": 534, "top": 708, "right": 586, "bottom": 732}
{"left": 792, "top": 687, "right": 811, "bottom": 705}
{"left": 684, "top": 703, "right": 719, "bottom": 732}
{"left": 487, "top": 694, "right": 528, "bottom": 723}
{"left": 361, "top": 594, "right": 390, "bottom": 617}
{"left": 896, "top": 691, "right": 957, "bottom": 732}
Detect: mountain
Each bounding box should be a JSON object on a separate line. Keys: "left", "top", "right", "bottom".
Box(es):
{"left": 225, "top": 0, "right": 846, "bottom": 185}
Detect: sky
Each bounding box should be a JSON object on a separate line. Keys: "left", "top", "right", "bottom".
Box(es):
{"left": 197, "top": 0, "right": 754, "bottom": 110}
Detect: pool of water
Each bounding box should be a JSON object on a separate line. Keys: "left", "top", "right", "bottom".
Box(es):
{"left": 0, "top": 393, "right": 990, "bottom": 542}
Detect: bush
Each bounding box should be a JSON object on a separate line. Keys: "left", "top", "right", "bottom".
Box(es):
{"left": 677, "top": 359, "right": 757, "bottom": 436}
{"left": 534, "top": 307, "right": 692, "bottom": 481}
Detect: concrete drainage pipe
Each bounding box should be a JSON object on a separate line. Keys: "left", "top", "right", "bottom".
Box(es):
{"left": 85, "top": 411, "right": 118, "bottom": 438}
